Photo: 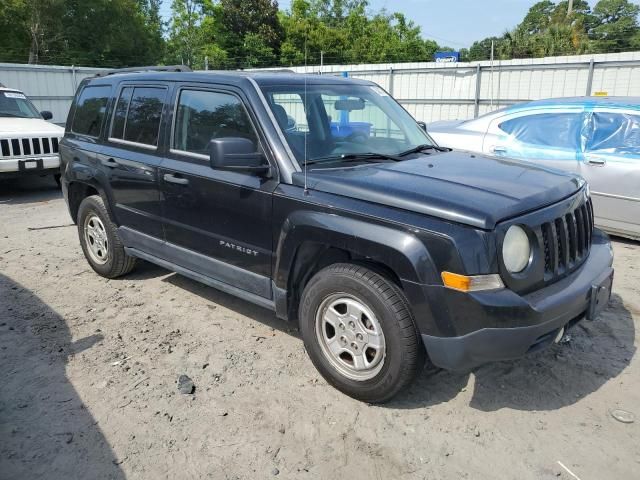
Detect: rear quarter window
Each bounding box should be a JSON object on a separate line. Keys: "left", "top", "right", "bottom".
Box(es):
{"left": 587, "top": 111, "right": 640, "bottom": 156}
{"left": 71, "top": 85, "right": 112, "bottom": 137}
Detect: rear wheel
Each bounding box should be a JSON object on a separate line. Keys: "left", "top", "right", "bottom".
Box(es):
{"left": 299, "top": 263, "right": 425, "bottom": 403}
{"left": 77, "top": 195, "right": 136, "bottom": 278}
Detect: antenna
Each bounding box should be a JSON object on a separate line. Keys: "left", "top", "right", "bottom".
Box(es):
{"left": 303, "top": 26, "right": 309, "bottom": 194}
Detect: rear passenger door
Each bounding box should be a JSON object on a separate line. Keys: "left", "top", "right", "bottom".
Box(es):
{"left": 97, "top": 83, "right": 169, "bottom": 239}
{"left": 158, "top": 85, "right": 277, "bottom": 299}
{"left": 581, "top": 108, "right": 640, "bottom": 236}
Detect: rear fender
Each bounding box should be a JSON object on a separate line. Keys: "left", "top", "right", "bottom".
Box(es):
{"left": 65, "top": 160, "right": 116, "bottom": 224}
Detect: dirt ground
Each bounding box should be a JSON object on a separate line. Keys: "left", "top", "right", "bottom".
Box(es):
{"left": 1, "top": 176, "right": 639, "bottom": 480}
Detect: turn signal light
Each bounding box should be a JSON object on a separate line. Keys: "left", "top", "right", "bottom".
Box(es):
{"left": 441, "top": 271, "right": 504, "bottom": 292}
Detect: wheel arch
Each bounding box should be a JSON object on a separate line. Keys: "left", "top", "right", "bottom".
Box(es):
{"left": 274, "top": 211, "right": 439, "bottom": 322}
{"left": 66, "top": 180, "right": 113, "bottom": 224}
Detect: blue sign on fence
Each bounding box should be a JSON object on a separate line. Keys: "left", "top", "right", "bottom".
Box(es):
{"left": 434, "top": 51, "right": 460, "bottom": 63}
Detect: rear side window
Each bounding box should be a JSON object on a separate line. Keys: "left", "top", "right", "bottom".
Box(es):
{"left": 110, "top": 86, "right": 166, "bottom": 147}
{"left": 499, "top": 113, "right": 582, "bottom": 150}
{"left": 173, "top": 89, "right": 258, "bottom": 155}
{"left": 71, "top": 85, "right": 111, "bottom": 137}
{"left": 586, "top": 111, "right": 640, "bottom": 156}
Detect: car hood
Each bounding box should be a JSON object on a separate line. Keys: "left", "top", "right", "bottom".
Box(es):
{"left": 426, "top": 119, "right": 466, "bottom": 132}
{"left": 0, "top": 117, "right": 64, "bottom": 136}
{"left": 295, "top": 151, "right": 583, "bottom": 230}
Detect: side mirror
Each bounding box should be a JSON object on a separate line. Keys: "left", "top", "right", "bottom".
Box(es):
{"left": 417, "top": 121, "right": 427, "bottom": 132}
{"left": 209, "top": 137, "right": 271, "bottom": 176}
{"left": 41, "top": 111, "right": 53, "bottom": 121}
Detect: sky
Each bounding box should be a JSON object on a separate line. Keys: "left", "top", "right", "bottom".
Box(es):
{"left": 160, "top": 0, "right": 635, "bottom": 49}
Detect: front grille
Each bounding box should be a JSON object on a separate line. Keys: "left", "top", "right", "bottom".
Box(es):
{"left": 541, "top": 197, "right": 593, "bottom": 281}
{"left": 0, "top": 137, "right": 60, "bottom": 158}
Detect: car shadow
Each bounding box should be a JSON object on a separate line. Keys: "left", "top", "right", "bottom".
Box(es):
{"left": 0, "top": 176, "right": 62, "bottom": 205}
{"left": 162, "top": 272, "right": 301, "bottom": 338}
{"left": 123, "top": 266, "right": 635, "bottom": 412}
{"left": 388, "top": 293, "right": 635, "bottom": 411}
{"left": 0, "top": 273, "right": 126, "bottom": 479}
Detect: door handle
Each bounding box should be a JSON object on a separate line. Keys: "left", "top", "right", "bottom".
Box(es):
{"left": 587, "top": 157, "right": 606, "bottom": 166}
{"left": 163, "top": 173, "right": 189, "bottom": 185}
{"left": 101, "top": 158, "right": 119, "bottom": 168}
{"left": 492, "top": 146, "right": 507, "bottom": 154}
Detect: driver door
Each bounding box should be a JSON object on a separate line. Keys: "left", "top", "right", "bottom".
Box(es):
{"left": 158, "top": 85, "right": 278, "bottom": 299}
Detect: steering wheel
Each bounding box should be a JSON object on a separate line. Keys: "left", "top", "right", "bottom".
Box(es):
{"left": 343, "top": 132, "right": 369, "bottom": 144}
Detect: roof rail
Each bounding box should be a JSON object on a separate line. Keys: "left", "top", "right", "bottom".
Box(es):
{"left": 94, "top": 65, "right": 192, "bottom": 77}
{"left": 241, "top": 68, "right": 296, "bottom": 74}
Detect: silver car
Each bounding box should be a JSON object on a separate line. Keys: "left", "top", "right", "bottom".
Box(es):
{"left": 428, "top": 97, "right": 640, "bottom": 240}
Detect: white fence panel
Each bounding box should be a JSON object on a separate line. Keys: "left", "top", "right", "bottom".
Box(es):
{"left": 268, "top": 51, "right": 640, "bottom": 123}
{"left": 2, "top": 52, "right": 640, "bottom": 127}
{"left": 0, "top": 64, "right": 107, "bottom": 124}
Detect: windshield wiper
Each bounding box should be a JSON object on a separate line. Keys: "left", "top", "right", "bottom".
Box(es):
{"left": 305, "top": 152, "right": 402, "bottom": 166}
{"left": 398, "top": 144, "right": 450, "bottom": 157}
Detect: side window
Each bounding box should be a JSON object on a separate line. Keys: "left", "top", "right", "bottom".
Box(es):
{"left": 586, "top": 111, "right": 640, "bottom": 156}
{"left": 71, "top": 85, "right": 111, "bottom": 137}
{"left": 499, "top": 113, "right": 582, "bottom": 150}
{"left": 111, "top": 87, "right": 133, "bottom": 139}
{"left": 110, "top": 86, "right": 166, "bottom": 147}
{"left": 173, "top": 89, "right": 258, "bottom": 155}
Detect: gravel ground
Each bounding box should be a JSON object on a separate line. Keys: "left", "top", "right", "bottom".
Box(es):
{"left": 1, "top": 176, "right": 639, "bottom": 480}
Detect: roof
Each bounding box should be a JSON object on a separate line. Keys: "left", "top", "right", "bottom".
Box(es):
{"left": 0, "top": 86, "right": 23, "bottom": 93}
{"left": 506, "top": 96, "right": 640, "bottom": 111}
{"left": 88, "top": 70, "right": 373, "bottom": 87}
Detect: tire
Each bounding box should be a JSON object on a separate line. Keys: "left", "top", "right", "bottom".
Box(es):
{"left": 53, "top": 173, "right": 61, "bottom": 187}
{"left": 77, "top": 195, "right": 136, "bottom": 278}
{"left": 299, "top": 263, "right": 425, "bottom": 403}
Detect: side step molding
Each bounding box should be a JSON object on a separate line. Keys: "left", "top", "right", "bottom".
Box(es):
{"left": 125, "top": 247, "right": 276, "bottom": 312}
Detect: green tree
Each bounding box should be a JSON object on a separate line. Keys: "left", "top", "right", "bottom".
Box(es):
{"left": 520, "top": 1, "right": 555, "bottom": 34}
{"left": 591, "top": 0, "right": 640, "bottom": 52}
{"left": 0, "top": 0, "right": 64, "bottom": 64}
{"left": 217, "top": 0, "right": 283, "bottom": 67}
{"left": 466, "top": 36, "right": 502, "bottom": 61}
{"left": 279, "top": 0, "right": 443, "bottom": 66}
{"left": 138, "top": 0, "right": 165, "bottom": 61}
{"left": 166, "top": 0, "right": 205, "bottom": 67}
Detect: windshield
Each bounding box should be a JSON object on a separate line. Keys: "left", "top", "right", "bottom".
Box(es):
{"left": 0, "top": 90, "right": 41, "bottom": 119}
{"left": 261, "top": 83, "right": 434, "bottom": 167}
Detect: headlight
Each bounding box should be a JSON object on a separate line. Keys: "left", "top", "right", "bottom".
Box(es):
{"left": 502, "top": 225, "right": 531, "bottom": 273}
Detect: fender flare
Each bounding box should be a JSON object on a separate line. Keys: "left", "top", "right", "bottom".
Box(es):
{"left": 274, "top": 210, "right": 440, "bottom": 290}
{"left": 65, "top": 161, "right": 116, "bottom": 223}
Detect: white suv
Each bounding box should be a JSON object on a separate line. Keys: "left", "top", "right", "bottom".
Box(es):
{"left": 0, "top": 86, "right": 64, "bottom": 182}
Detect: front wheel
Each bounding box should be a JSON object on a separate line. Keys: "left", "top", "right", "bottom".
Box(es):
{"left": 299, "top": 263, "right": 425, "bottom": 403}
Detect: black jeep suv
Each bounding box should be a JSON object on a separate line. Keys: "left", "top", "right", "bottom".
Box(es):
{"left": 60, "top": 67, "right": 614, "bottom": 402}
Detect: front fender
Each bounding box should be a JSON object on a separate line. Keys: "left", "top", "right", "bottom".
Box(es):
{"left": 274, "top": 210, "right": 440, "bottom": 288}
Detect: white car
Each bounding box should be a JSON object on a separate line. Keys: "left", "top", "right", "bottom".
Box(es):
{"left": 427, "top": 97, "right": 640, "bottom": 240}
{"left": 0, "top": 85, "right": 64, "bottom": 183}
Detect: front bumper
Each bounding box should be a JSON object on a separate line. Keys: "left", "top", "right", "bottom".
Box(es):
{"left": 0, "top": 155, "right": 60, "bottom": 178}
{"left": 421, "top": 229, "right": 614, "bottom": 371}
